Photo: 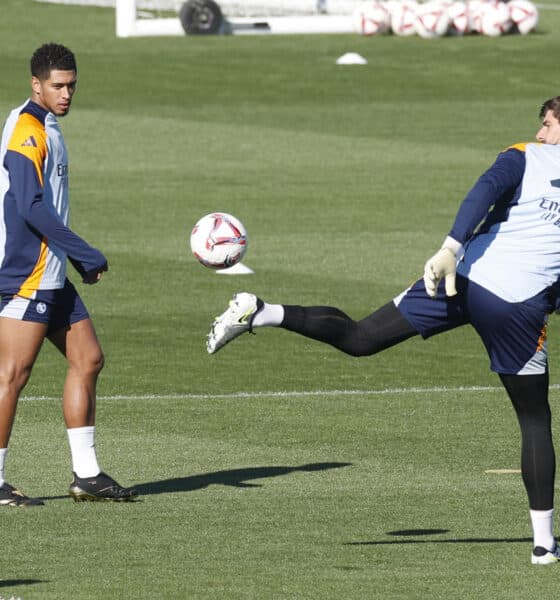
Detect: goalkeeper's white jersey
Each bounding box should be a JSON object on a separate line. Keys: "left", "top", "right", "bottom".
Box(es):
{"left": 457, "top": 143, "right": 560, "bottom": 303}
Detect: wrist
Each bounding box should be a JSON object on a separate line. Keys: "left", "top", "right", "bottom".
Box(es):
{"left": 442, "top": 236, "right": 462, "bottom": 256}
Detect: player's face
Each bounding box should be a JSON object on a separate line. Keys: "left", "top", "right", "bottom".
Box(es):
{"left": 31, "top": 69, "right": 77, "bottom": 117}
{"left": 536, "top": 110, "right": 560, "bottom": 144}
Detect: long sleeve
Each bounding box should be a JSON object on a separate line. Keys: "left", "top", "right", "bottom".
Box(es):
{"left": 4, "top": 150, "right": 106, "bottom": 277}
{"left": 449, "top": 147, "right": 526, "bottom": 244}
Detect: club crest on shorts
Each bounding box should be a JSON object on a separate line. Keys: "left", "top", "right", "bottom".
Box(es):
{"left": 36, "top": 302, "right": 47, "bottom": 314}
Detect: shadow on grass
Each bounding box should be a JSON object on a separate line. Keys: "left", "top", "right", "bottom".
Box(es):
{"left": 134, "top": 461, "right": 353, "bottom": 495}
{"left": 37, "top": 462, "right": 352, "bottom": 501}
{"left": 0, "top": 578, "right": 44, "bottom": 588}
{"left": 388, "top": 529, "right": 449, "bottom": 536}
{"left": 346, "top": 530, "right": 533, "bottom": 545}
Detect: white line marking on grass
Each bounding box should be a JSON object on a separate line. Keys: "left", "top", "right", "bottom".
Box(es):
{"left": 21, "top": 383, "right": 560, "bottom": 401}
{"left": 485, "top": 469, "right": 522, "bottom": 474}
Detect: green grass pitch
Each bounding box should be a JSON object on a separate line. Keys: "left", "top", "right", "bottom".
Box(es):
{"left": 1, "top": 0, "right": 560, "bottom": 597}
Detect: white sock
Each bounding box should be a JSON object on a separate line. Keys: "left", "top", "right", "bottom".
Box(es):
{"left": 530, "top": 508, "right": 555, "bottom": 551}
{"left": 252, "top": 302, "right": 284, "bottom": 327}
{"left": 67, "top": 426, "right": 101, "bottom": 478}
{"left": 0, "top": 448, "right": 6, "bottom": 487}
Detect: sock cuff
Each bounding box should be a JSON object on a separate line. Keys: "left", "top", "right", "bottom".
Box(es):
{"left": 67, "top": 426, "right": 96, "bottom": 440}
{"left": 67, "top": 425, "right": 95, "bottom": 434}
{"left": 531, "top": 508, "right": 554, "bottom": 519}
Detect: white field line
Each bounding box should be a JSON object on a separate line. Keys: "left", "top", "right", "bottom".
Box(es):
{"left": 20, "top": 383, "right": 560, "bottom": 401}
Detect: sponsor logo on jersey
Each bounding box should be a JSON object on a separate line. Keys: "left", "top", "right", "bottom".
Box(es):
{"left": 57, "top": 163, "right": 68, "bottom": 187}
{"left": 540, "top": 198, "right": 560, "bottom": 227}
{"left": 550, "top": 179, "right": 560, "bottom": 188}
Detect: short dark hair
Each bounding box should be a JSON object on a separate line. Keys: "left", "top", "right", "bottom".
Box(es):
{"left": 30, "top": 43, "right": 77, "bottom": 80}
{"left": 539, "top": 97, "right": 560, "bottom": 121}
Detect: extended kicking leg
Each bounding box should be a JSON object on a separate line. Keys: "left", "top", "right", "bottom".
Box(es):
{"left": 207, "top": 292, "right": 418, "bottom": 355}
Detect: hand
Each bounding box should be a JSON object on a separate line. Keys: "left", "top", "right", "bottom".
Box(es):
{"left": 83, "top": 271, "right": 102, "bottom": 284}
{"left": 82, "top": 262, "right": 108, "bottom": 285}
{"left": 423, "top": 247, "right": 458, "bottom": 298}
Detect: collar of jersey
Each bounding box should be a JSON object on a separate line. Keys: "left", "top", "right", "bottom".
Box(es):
{"left": 21, "top": 100, "right": 48, "bottom": 125}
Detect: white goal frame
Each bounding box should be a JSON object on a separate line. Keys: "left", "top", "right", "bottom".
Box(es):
{"left": 116, "top": 0, "right": 356, "bottom": 37}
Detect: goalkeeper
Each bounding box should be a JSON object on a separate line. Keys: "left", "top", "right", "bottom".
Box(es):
{"left": 207, "top": 97, "right": 560, "bottom": 565}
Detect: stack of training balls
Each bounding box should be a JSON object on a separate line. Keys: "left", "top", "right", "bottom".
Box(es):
{"left": 353, "top": 0, "right": 538, "bottom": 38}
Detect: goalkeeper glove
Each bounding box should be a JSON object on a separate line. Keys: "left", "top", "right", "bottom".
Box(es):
{"left": 423, "top": 236, "right": 462, "bottom": 298}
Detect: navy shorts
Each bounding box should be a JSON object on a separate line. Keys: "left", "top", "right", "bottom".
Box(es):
{"left": 394, "top": 275, "right": 553, "bottom": 375}
{"left": 0, "top": 279, "right": 90, "bottom": 335}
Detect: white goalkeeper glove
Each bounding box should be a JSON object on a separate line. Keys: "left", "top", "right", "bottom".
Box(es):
{"left": 423, "top": 236, "right": 462, "bottom": 298}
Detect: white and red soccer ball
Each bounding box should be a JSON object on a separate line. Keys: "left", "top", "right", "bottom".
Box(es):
{"left": 190, "top": 212, "right": 248, "bottom": 269}
{"left": 479, "top": 0, "right": 513, "bottom": 36}
{"left": 389, "top": 0, "right": 419, "bottom": 35}
{"left": 447, "top": 0, "right": 469, "bottom": 34}
{"left": 351, "top": 0, "right": 538, "bottom": 37}
{"left": 352, "top": 1, "right": 391, "bottom": 35}
{"left": 415, "top": 0, "right": 451, "bottom": 37}
{"left": 509, "top": 0, "right": 538, "bottom": 34}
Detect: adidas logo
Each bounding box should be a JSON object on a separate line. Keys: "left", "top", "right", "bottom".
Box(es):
{"left": 21, "top": 136, "right": 37, "bottom": 148}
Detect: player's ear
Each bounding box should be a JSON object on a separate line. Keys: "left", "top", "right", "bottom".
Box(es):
{"left": 31, "top": 76, "right": 42, "bottom": 95}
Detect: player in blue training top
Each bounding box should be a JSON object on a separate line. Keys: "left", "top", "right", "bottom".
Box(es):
{"left": 207, "top": 97, "right": 560, "bottom": 565}
{"left": 0, "top": 43, "right": 137, "bottom": 505}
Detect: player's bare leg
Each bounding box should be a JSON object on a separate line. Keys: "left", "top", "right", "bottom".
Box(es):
{"left": 49, "top": 318, "right": 138, "bottom": 502}
{"left": 48, "top": 317, "right": 103, "bottom": 429}
{"left": 0, "top": 318, "right": 47, "bottom": 506}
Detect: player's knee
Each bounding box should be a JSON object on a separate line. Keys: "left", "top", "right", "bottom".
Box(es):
{"left": 87, "top": 348, "right": 105, "bottom": 376}
{"left": 71, "top": 348, "right": 104, "bottom": 377}
{"left": 338, "top": 325, "right": 385, "bottom": 357}
{"left": 0, "top": 362, "right": 34, "bottom": 393}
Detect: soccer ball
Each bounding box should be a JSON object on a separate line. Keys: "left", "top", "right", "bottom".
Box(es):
{"left": 389, "top": 0, "right": 418, "bottom": 36}
{"left": 352, "top": 1, "right": 390, "bottom": 35}
{"left": 509, "top": 0, "right": 538, "bottom": 34}
{"left": 415, "top": 1, "right": 451, "bottom": 38}
{"left": 448, "top": 1, "right": 469, "bottom": 35}
{"left": 479, "top": 1, "right": 512, "bottom": 36}
{"left": 190, "top": 212, "right": 248, "bottom": 269}
{"left": 467, "top": 0, "right": 485, "bottom": 33}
